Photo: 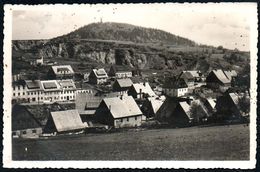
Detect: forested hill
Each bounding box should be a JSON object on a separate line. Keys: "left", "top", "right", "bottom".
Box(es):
{"left": 54, "top": 22, "right": 196, "bottom": 46}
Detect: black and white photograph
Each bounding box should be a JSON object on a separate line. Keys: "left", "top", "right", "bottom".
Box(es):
{"left": 3, "top": 3, "right": 257, "bottom": 168}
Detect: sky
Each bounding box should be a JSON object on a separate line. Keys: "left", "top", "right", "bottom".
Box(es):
{"left": 11, "top": 3, "right": 257, "bottom": 51}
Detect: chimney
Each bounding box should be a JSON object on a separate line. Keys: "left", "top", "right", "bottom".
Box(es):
{"left": 139, "top": 89, "right": 142, "bottom": 99}
{"left": 120, "top": 95, "right": 123, "bottom": 100}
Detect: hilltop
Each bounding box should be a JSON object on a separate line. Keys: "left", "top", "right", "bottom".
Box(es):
{"left": 54, "top": 22, "right": 196, "bottom": 46}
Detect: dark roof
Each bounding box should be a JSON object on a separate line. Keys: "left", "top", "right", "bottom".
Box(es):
{"left": 12, "top": 104, "right": 42, "bottom": 130}
{"left": 43, "top": 82, "right": 57, "bottom": 89}
{"left": 12, "top": 80, "right": 26, "bottom": 86}
{"left": 163, "top": 77, "right": 188, "bottom": 89}
{"left": 181, "top": 72, "right": 194, "bottom": 80}
{"left": 26, "top": 80, "right": 41, "bottom": 89}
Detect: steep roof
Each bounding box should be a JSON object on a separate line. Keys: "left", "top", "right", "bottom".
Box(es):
{"left": 149, "top": 98, "right": 164, "bottom": 114}
{"left": 211, "top": 69, "right": 231, "bottom": 84}
{"left": 12, "top": 104, "right": 42, "bottom": 131}
{"left": 132, "top": 82, "right": 156, "bottom": 97}
{"left": 229, "top": 93, "right": 240, "bottom": 106}
{"left": 51, "top": 65, "right": 74, "bottom": 74}
{"left": 50, "top": 110, "right": 87, "bottom": 132}
{"left": 179, "top": 101, "right": 191, "bottom": 119}
{"left": 122, "top": 96, "right": 142, "bottom": 116}
{"left": 115, "top": 78, "right": 133, "bottom": 88}
{"left": 163, "top": 77, "right": 188, "bottom": 89}
{"left": 102, "top": 96, "right": 142, "bottom": 118}
{"left": 76, "top": 93, "right": 102, "bottom": 111}
{"left": 206, "top": 98, "right": 216, "bottom": 110}
{"left": 223, "top": 70, "right": 238, "bottom": 80}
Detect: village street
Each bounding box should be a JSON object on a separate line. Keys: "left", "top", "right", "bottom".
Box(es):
{"left": 12, "top": 124, "right": 249, "bottom": 160}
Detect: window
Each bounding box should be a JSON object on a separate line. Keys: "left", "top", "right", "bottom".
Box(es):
{"left": 12, "top": 132, "right": 17, "bottom": 136}
{"left": 23, "top": 92, "right": 25, "bottom": 95}
{"left": 13, "top": 86, "right": 15, "bottom": 91}
{"left": 18, "top": 86, "right": 20, "bottom": 90}
{"left": 41, "top": 97, "right": 43, "bottom": 100}
{"left": 135, "top": 116, "right": 137, "bottom": 120}
{"left": 120, "top": 118, "right": 123, "bottom": 122}
{"left": 127, "top": 118, "right": 129, "bottom": 122}
{"left": 22, "top": 131, "right": 26, "bottom": 135}
{"left": 13, "top": 93, "right": 15, "bottom": 96}
{"left": 18, "top": 93, "right": 20, "bottom": 96}
{"left": 32, "top": 130, "right": 37, "bottom": 134}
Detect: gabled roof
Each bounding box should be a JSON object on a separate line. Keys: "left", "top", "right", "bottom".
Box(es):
{"left": 51, "top": 65, "right": 74, "bottom": 74}
{"left": 163, "top": 77, "right": 188, "bottom": 89}
{"left": 50, "top": 110, "right": 87, "bottom": 132}
{"left": 115, "top": 78, "right": 133, "bottom": 88}
{"left": 223, "top": 70, "right": 238, "bottom": 80}
{"left": 229, "top": 93, "right": 240, "bottom": 106}
{"left": 206, "top": 98, "right": 216, "bottom": 110}
{"left": 92, "top": 69, "right": 108, "bottom": 78}
{"left": 149, "top": 98, "right": 164, "bottom": 114}
{"left": 12, "top": 104, "right": 42, "bottom": 131}
{"left": 102, "top": 96, "right": 142, "bottom": 118}
{"left": 211, "top": 69, "right": 231, "bottom": 84}
{"left": 132, "top": 82, "right": 156, "bottom": 97}
{"left": 76, "top": 93, "right": 102, "bottom": 111}
{"left": 179, "top": 102, "right": 191, "bottom": 119}
{"left": 181, "top": 72, "right": 194, "bottom": 80}
{"left": 121, "top": 96, "right": 142, "bottom": 116}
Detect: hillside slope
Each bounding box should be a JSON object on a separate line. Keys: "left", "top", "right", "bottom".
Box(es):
{"left": 56, "top": 22, "right": 196, "bottom": 46}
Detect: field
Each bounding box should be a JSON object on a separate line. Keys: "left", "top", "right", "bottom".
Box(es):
{"left": 12, "top": 124, "right": 249, "bottom": 160}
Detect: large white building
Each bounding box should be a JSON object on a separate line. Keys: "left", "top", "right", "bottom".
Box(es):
{"left": 12, "top": 79, "right": 77, "bottom": 103}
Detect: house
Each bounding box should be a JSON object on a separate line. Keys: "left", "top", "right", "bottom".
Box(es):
{"left": 89, "top": 68, "right": 108, "bottom": 85}
{"left": 112, "top": 78, "right": 133, "bottom": 95}
{"left": 163, "top": 78, "right": 188, "bottom": 97}
{"left": 215, "top": 92, "right": 249, "bottom": 120}
{"left": 12, "top": 104, "right": 42, "bottom": 138}
{"left": 48, "top": 65, "right": 75, "bottom": 79}
{"left": 44, "top": 109, "right": 87, "bottom": 134}
{"left": 155, "top": 96, "right": 190, "bottom": 119}
{"left": 25, "top": 80, "right": 43, "bottom": 103}
{"left": 128, "top": 82, "right": 156, "bottom": 99}
{"left": 13, "top": 79, "right": 77, "bottom": 104}
{"left": 206, "top": 69, "right": 232, "bottom": 91}
{"left": 12, "top": 80, "right": 27, "bottom": 103}
{"left": 180, "top": 71, "right": 195, "bottom": 87}
{"left": 95, "top": 96, "right": 143, "bottom": 128}
{"left": 141, "top": 97, "right": 164, "bottom": 118}
{"left": 108, "top": 65, "right": 133, "bottom": 78}
{"left": 170, "top": 101, "right": 193, "bottom": 126}
{"left": 57, "top": 79, "right": 76, "bottom": 101}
